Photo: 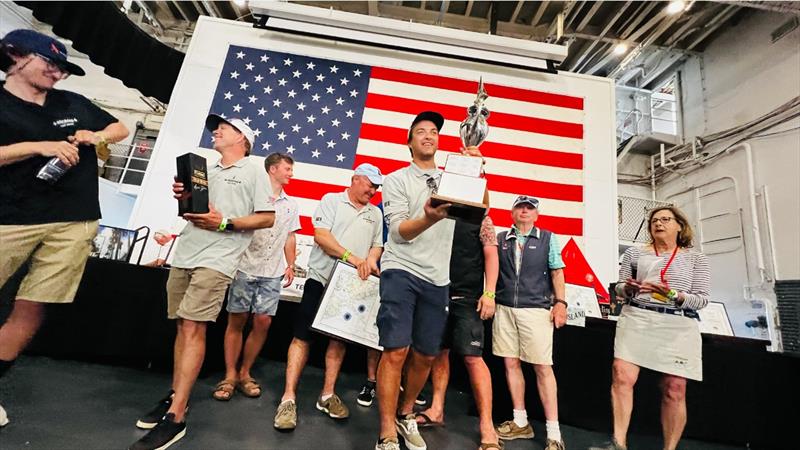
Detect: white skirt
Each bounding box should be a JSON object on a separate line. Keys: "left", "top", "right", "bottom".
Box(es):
{"left": 614, "top": 305, "right": 703, "bottom": 381}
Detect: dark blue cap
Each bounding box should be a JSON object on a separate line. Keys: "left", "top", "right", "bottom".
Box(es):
{"left": 1, "top": 29, "right": 85, "bottom": 76}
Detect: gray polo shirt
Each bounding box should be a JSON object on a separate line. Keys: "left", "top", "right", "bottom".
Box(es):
{"left": 380, "top": 162, "right": 455, "bottom": 286}
{"left": 307, "top": 190, "right": 384, "bottom": 285}
{"left": 172, "top": 156, "right": 274, "bottom": 277}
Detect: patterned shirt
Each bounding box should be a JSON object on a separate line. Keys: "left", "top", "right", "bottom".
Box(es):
{"left": 510, "top": 226, "right": 565, "bottom": 275}
{"left": 618, "top": 246, "right": 711, "bottom": 310}
{"left": 237, "top": 189, "right": 301, "bottom": 278}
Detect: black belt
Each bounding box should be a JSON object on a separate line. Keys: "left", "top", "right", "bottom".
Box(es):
{"left": 627, "top": 300, "right": 700, "bottom": 320}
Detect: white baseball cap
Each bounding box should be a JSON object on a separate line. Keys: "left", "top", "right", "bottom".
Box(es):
{"left": 205, "top": 114, "right": 255, "bottom": 151}
{"left": 353, "top": 163, "right": 384, "bottom": 185}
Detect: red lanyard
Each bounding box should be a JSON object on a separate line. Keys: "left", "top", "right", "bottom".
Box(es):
{"left": 654, "top": 245, "right": 679, "bottom": 286}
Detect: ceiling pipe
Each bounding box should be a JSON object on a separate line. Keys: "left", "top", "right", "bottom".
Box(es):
{"left": 575, "top": 0, "right": 604, "bottom": 33}
{"left": 607, "top": 9, "right": 684, "bottom": 79}
{"left": 713, "top": 0, "right": 800, "bottom": 14}
{"left": 569, "top": 1, "right": 632, "bottom": 72}
{"left": 530, "top": 0, "right": 550, "bottom": 28}
{"left": 686, "top": 4, "right": 739, "bottom": 51}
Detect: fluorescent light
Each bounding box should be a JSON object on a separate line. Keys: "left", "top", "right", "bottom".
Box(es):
{"left": 666, "top": 0, "right": 686, "bottom": 15}
{"left": 613, "top": 43, "right": 629, "bottom": 55}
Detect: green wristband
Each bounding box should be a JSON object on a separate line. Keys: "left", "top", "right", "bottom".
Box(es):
{"left": 218, "top": 217, "right": 228, "bottom": 232}
{"left": 341, "top": 250, "right": 351, "bottom": 262}
{"left": 483, "top": 291, "right": 495, "bottom": 299}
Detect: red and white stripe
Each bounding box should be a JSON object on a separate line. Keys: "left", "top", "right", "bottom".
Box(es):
{"left": 285, "top": 67, "right": 584, "bottom": 238}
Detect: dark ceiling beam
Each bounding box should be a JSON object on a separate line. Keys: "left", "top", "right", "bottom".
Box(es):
{"left": 619, "top": 1, "right": 658, "bottom": 40}
{"left": 509, "top": 0, "right": 524, "bottom": 24}
{"left": 686, "top": 4, "right": 740, "bottom": 51}
{"left": 531, "top": 0, "right": 550, "bottom": 27}
{"left": 575, "top": 0, "right": 603, "bottom": 33}
{"left": 569, "top": 0, "right": 631, "bottom": 72}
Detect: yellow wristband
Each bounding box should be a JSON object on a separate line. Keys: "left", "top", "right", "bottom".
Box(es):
{"left": 341, "top": 250, "right": 351, "bottom": 262}
{"left": 483, "top": 291, "right": 495, "bottom": 299}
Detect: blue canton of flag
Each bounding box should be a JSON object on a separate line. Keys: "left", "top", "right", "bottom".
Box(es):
{"left": 200, "top": 45, "right": 371, "bottom": 169}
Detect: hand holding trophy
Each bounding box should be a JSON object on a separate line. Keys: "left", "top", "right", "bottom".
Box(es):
{"left": 430, "top": 78, "right": 490, "bottom": 224}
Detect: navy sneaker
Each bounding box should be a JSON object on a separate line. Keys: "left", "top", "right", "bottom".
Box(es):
{"left": 357, "top": 381, "right": 377, "bottom": 407}
{"left": 129, "top": 413, "right": 186, "bottom": 450}
{"left": 136, "top": 390, "right": 174, "bottom": 429}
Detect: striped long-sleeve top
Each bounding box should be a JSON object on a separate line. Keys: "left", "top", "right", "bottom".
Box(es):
{"left": 616, "top": 246, "right": 711, "bottom": 310}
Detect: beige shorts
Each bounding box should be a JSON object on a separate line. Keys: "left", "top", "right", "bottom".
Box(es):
{"left": 492, "top": 304, "right": 554, "bottom": 365}
{"left": 167, "top": 267, "right": 232, "bottom": 322}
{"left": 0, "top": 221, "right": 99, "bottom": 303}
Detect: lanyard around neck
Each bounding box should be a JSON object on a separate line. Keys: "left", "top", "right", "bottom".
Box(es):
{"left": 654, "top": 245, "right": 679, "bottom": 286}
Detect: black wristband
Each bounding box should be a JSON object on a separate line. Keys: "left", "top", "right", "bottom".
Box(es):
{"left": 553, "top": 299, "right": 568, "bottom": 307}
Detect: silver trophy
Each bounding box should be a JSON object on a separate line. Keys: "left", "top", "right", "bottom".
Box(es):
{"left": 459, "top": 78, "right": 490, "bottom": 148}
{"left": 430, "top": 79, "right": 490, "bottom": 224}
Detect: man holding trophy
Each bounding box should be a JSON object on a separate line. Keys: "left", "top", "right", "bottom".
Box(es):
{"left": 375, "top": 92, "right": 490, "bottom": 449}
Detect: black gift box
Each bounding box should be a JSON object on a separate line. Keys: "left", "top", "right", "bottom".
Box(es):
{"left": 176, "top": 153, "right": 210, "bottom": 215}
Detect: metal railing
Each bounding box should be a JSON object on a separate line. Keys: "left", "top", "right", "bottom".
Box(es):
{"left": 616, "top": 88, "right": 680, "bottom": 144}
{"left": 101, "top": 142, "right": 151, "bottom": 186}
{"left": 618, "top": 196, "right": 673, "bottom": 244}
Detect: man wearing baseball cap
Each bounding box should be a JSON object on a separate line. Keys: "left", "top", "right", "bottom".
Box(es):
{"left": 273, "top": 163, "right": 384, "bottom": 431}
{"left": 0, "top": 29, "right": 129, "bottom": 427}
{"left": 493, "top": 195, "right": 568, "bottom": 450}
{"left": 130, "top": 113, "right": 274, "bottom": 450}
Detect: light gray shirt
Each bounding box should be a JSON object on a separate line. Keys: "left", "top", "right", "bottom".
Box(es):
{"left": 172, "top": 156, "right": 274, "bottom": 277}
{"left": 307, "top": 190, "right": 384, "bottom": 285}
{"left": 380, "top": 162, "right": 455, "bottom": 286}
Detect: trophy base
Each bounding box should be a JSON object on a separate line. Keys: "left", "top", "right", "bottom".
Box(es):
{"left": 430, "top": 194, "right": 487, "bottom": 225}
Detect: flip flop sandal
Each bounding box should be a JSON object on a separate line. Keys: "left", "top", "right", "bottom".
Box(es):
{"left": 479, "top": 442, "right": 504, "bottom": 450}
{"left": 416, "top": 412, "right": 445, "bottom": 428}
{"left": 213, "top": 379, "right": 236, "bottom": 401}
{"left": 237, "top": 377, "right": 262, "bottom": 398}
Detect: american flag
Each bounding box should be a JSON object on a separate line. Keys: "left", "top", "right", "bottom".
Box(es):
{"left": 201, "top": 45, "right": 584, "bottom": 238}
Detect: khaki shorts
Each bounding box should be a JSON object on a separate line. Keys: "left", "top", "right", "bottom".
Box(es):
{"left": 492, "top": 304, "right": 554, "bottom": 365}
{"left": 0, "top": 221, "right": 98, "bottom": 303}
{"left": 167, "top": 267, "right": 232, "bottom": 322}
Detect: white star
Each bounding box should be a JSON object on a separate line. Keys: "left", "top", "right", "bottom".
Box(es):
{"left": 261, "top": 141, "right": 271, "bottom": 150}
{"left": 248, "top": 95, "right": 257, "bottom": 103}
{"left": 269, "top": 66, "right": 278, "bottom": 74}
{"left": 273, "top": 99, "right": 282, "bottom": 108}
{"left": 301, "top": 136, "right": 311, "bottom": 145}
{"left": 345, "top": 110, "right": 355, "bottom": 118}
{"left": 254, "top": 74, "right": 264, "bottom": 82}
{"left": 282, "top": 111, "right": 292, "bottom": 120}
{"left": 307, "top": 114, "right": 316, "bottom": 123}
{"left": 349, "top": 89, "right": 359, "bottom": 98}
{"left": 302, "top": 82, "right": 311, "bottom": 90}
{"left": 306, "top": 62, "right": 316, "bottom": 70}
{"left": 245, "top": 62, "right": 254, "bottom": 71}
{"left": 263, "top": 86, "right": 273, "bottom": 94}
{"left": 224, "top": 91, "right": 233, "bottom": 100}
{"left": 278, "top": 78, "right": 288, "bottom": 87}
{"left": 286, "top": 145, "right": 296, "bottom": 153}
{"left": 336, "top": 153, "right": 346, "bottom": 162}
{"left": 220, "top": 113, "right": 227, "bottom": 118}
{"left": 312, "top": 149, "right": 321, "bottom": 158}
{"left": 239, "top": 81, "right": 249, "bottom": 90}
{"left": 316, "top": 128, "right": 326, "bottom": 136}
{"left": 292, "top": 70, "right": 302, "bottom": 78}
{"left": 311, "top": 94, "right": 321, "bottom": 102}
{"left": 341, "top": 132, "right": 350, "bottom": 140}
{"left": 230, "top": 71, "right": 240, "bottom": 79}
{"left": 253, "top": 128, "right": 261, "bottom": 137}
{"left": 321, "top": 106, "right": 331, "bottom": 115}
{"left": 331, "top": 118, "right": 341, "bottom": 127}
{"left": 287, "top": 89, "right": 297, "bottom": 98}
{"left": 233, "top": 104, "right": 242, "bottom": 112}
{"left": 353, "top": 69, "right": 362, "bottom": 77}
{"left": 257, "top": 107, "right": 267, "bottom": 116}
{"left": 260, "top": 54, "right": 268, "bottom": 62}
{"left": 296, "top": 102, "right": 306, "bottom": 111}
{"left": 330, "top": 65, "right": 339, "bottom": 73}
{"left": 283, "top": 58, "right": 293, "bottom": 66}
{"left": 267, "top": 120, "right": 277, "bottom": 129}
{"left": 340, "top": 77, "right": 349, "bottom": 86}
{"left": 326, "top": 140, "right": 336, "bottom": 149}
{"left": 291, "top": 124, "right": 301, "bottom": 133}
{"left": 236, "top": 51, "right": 245, "bottom": 59}
{"left": 335, "top": 97, "right": 345, "bottom": 105}
{"left": 316, "top": 74, "right": 325, "bottom": 82}
{"left": 277, "top": 132, "right": 287, "bottom": 141}
{"left": 242, "top": 117, "right": 251, "bottom": 125}
{"left": 326, "top": 86, "right": 335, "bottom": 94}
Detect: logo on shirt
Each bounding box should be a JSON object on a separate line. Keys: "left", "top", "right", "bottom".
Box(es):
{"left": 52, "top": 117, "right": 78, "bottom": 129}
{"left": 223, "top": 176, "right": 242, "bottom": 186}
{"left": 361, "top": 216, "right": 376, "bottom": 225}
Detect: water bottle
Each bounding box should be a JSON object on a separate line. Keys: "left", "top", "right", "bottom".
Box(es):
{"left": 36, "top": 157, "right": 71, "bottom": 183}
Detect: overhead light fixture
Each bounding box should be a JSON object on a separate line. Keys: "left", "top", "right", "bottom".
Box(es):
{"left": 613, "top": 43, "right": 629, "bottom": 55}
{"left": 233, "top": 0, "right": 248, "bottom": 7}
{"left": 666, "top": 0, "right": 686, "bottom": 15}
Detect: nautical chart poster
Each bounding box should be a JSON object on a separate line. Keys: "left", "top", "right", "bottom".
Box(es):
{"left": 311, "top": 261, "right": 382, "bottom": 350}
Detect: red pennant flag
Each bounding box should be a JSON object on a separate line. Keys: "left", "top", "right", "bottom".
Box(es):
{"left": 561, "top": 238, "right": 610, "bottom": 303}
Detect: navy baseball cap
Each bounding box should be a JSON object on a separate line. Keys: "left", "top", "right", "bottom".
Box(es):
{"left": 408, "top": 111, "right": 444, "bottom": 142}
{"left": 1, "top": 29, "right": 85, "bottom": 76}
{"left": 512, "top": 195, "right": 539, "bottom": 209}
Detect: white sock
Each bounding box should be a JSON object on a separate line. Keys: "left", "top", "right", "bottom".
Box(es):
{"left": 513, "top": 409, "right": 528, "bottom": 427}
{"left": 320, "top": 393, "right": 333, "bottom": 401}
{"left": 546, "top": 420, "right": 562, "bottom": 442}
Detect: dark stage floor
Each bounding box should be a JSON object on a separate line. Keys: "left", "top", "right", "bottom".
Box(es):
{"left": 0, "top": 356, "right": 744, "bottom": 450}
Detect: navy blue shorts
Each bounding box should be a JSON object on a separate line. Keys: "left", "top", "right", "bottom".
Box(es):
{"left": 377, "top": 269, "right": 449, "bottom": 356}
{"left": 293, "top": 278, "right": 325, "bottom": 342}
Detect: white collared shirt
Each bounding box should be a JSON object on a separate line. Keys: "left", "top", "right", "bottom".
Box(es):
{"left": 237, "top": 189, "right": 301, "bottom": 278}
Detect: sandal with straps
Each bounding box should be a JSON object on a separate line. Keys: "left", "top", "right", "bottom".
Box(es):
{"left": 237, "top": 377, "right": 262, "bottom": 398}
{"left": 212, "top": 379, "right": 236, "bottom": 401}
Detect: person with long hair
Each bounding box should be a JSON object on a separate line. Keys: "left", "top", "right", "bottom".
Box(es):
{"left": 595, "top": 206, "right": 711, "bottom": 450}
